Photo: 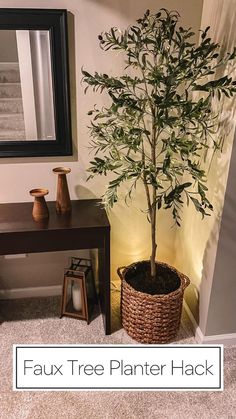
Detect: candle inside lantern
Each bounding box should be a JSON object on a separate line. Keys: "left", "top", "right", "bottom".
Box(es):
{"left": 72, "top": 282, "right": 82, "bottom": 311}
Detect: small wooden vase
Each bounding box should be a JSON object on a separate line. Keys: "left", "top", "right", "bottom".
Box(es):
{"left": 30, "top": 188, "right": 49, "bottom": 221}
{"left": 53, "top": 167, "right": 71, "bottom": 214}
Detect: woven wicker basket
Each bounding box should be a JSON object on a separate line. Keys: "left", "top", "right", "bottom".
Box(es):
{"left": 118, "top": 261, "right": 190, "bottom": 344}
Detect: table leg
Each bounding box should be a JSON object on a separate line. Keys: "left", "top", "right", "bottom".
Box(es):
{"left": 98, "top": 230, "right": 111, "bottom": 335}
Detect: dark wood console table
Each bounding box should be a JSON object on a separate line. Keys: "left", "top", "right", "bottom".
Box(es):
{"left": 0, "top": 199, "right": 111, "bottom": 334}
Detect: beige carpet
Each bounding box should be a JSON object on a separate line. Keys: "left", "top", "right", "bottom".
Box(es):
{"left": 0, "top": 294, "right": 235, "bottom": 419}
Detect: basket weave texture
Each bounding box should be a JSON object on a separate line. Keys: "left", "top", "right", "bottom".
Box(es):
{"left": 118, "top": 261, "right": 190, "bottom": 344}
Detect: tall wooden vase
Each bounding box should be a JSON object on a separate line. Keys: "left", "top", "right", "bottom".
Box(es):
{"left": 53, "top": 167, "right": 71, "bottom": 214}
{"left": 30, "top": 188, "right": 49, "bottom": 221}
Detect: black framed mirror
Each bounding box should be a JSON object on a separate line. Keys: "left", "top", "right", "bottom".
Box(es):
{"left": 0, "top": 9, "right": 72, "bottom": 157}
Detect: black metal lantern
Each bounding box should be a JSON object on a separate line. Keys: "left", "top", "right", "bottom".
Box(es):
{"left": 60, "top": 258, "right": 93, "bottom": 322}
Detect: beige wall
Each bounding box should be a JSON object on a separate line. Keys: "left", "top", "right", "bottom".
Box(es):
{"left": 205, "top": 128, "right": 236, "bottom": 335}
{"left": 0, "top": 0, "right": 203, "bottom": 291}
{"left": 201, "top": 0, "right": 236, "bottom": 336}
{"left": 174, "top": 0, "right": 236, "bottom": 333}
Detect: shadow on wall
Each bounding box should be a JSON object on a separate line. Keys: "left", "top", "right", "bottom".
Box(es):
{"left": 198, "top": 6, "right": 236, "bottom": 333}
{"left": 200, "top": 125, "right": 236, "bottom": 335}
{"left": 199, "top": 215, "right": 221, "bottom": 333}
{"left": 213, "top": 0, "right": 236, "bottom": 50}
{"left": 213, "top": 4, "right": 236, "bottom": 154}
{"left": 172, "top": 1, "right": 236, "bottom": 331}
{"left": 190, "top": 126, "right": 236, "bottom": 331}
{"left": 74, "top": 184, "right": 97, "bottom": 200}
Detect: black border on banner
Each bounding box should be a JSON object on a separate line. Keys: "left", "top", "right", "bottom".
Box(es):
{"left": 15, "top": 345, "right": 222, "bottom": 390}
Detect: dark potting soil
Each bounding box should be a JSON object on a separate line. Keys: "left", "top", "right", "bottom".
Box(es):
{"left": 125, "top": 261, "right": 180, "bottom": 295}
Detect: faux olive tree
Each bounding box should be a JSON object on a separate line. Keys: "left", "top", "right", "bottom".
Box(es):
{"left": 83, "top": 9, "right": 236, "bottom": 279}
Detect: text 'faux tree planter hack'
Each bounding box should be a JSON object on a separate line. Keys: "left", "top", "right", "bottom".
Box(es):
{"left": 83, "top": 9, "right": 236, "bottom": 343}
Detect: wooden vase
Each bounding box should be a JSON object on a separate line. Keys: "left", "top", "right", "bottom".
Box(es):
{"left": 53, "top": 167, "right": 71, "bottom": 214}
{"left": 30, "top": 188, "right": 49, "bottom": 221}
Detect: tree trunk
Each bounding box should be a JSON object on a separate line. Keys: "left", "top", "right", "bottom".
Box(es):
{"left": 150, "top": 206, "right": 157, "bottom": 278}
{"left": 142, "top": 165, "right": 157, "bottom": 279}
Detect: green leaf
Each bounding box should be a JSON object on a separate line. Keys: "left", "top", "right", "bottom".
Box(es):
{"left": 190, "top": 196, "right": 201, "bottom": 211}
{"left": 82, "top": 8, "right": 236, "bottom": 222}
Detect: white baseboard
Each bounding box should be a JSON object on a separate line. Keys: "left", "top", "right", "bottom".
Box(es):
{"left": 182, "top": 300, "right": 204, "bottom": 343}
{"left": 183, "top": 300, "right": 199, "bottom": 333}
{"left": 202, "top": 333, "right": 236, "bottom": 345}
{"left": 183, "top": 299, "right": 236, "bottom": 345}
{"left": 0, "top": 285, "right": 62, "bottom": 300}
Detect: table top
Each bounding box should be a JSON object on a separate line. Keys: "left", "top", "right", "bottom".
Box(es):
{"left": 0, "top": 199, "right": 110, "bottom": 234}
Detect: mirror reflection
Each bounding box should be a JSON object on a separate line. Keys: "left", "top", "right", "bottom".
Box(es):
{"left": 0, "top": 30, "right": 55, "bottom": 142}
